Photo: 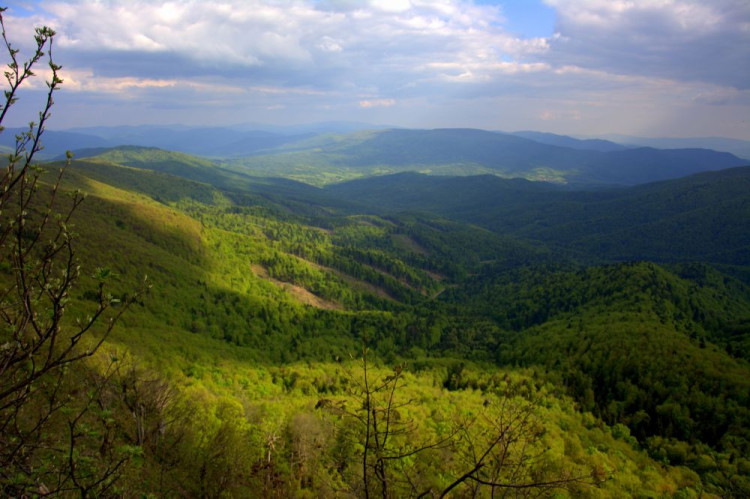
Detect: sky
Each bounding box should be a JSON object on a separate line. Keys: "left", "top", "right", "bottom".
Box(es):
{"left": 3, "top": 0, "right": 750, "bottom": 139}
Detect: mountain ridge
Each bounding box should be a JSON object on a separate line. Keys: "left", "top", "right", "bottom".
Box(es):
{"left": 13, "top": 126, "right": 746, "bottom": 187}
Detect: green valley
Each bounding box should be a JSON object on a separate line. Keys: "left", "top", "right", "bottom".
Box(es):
{"left": 3, "top": 137, "right": 749, "bottom": 496}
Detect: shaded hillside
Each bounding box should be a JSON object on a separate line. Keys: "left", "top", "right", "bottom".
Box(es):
{"left": 583, "top": 146, "right": 746, "bottom": 184}
{"left": 329, "top": 167, "right": 750, "bottom": 267}
{"left": 326, "top": 172, "right": 561, "bottom": 213}
{"left": 607, "top": 134, "right": 750, "bottom": 160}
{"left": 515, "top": 167, "right": 750, "bottom": 265}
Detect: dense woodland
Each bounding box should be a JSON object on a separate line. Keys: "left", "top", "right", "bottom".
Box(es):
{"left": 2, "top": 14, "right": 750, "bottom": 498}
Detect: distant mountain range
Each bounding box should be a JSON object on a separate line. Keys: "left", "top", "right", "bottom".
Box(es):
{"left": 509, "top": 131, "right": 628, "bottom": 152}
{"left": 3, "top": 124, "right": 747, "bottom": 187}
{"left": 601, "top": 134, "right": 750, "bottom": 160}
{"left": 1, "top": 122, "right": 392, "bottom": 158}
{"left": 509, "top": 131, "right": 750, "bottom": 160}
{"left": 224, "top": 128, "right": 747, "bottom": 186}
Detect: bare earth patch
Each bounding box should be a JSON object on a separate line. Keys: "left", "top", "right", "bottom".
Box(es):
{"left": 250, "top": 264, "right": 343, "bottom": 310}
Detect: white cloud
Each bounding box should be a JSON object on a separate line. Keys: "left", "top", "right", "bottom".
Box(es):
{"left": 372, "top": 0, "right": 412, "bottom": 14}
{"left": 2, "top": 0, "right": 749, "bottom": 138}
{"left": 317, "top": 36, "right": 343, "bottom": 52}
{"left": 56, "top": 68, "right": 247, "bottom": 96}
{"left": 540, "top": 108, "right": 581, "bottom": 121}
{"left": 360, "top": 99, "right": 396, "bottom": 108}
{"left": 14, "top": 1, "right": 532, "bottom": 79}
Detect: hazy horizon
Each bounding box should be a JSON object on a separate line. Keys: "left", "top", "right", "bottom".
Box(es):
{"left": 39, "top": 121, "right": 750, "bottom": 144}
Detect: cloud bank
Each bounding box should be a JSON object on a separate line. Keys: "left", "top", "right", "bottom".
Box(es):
{"left": 3, "top": 0, "right": 749, "bottom": 138}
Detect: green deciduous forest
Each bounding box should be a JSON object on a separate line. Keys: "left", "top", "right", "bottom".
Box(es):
{"left": 1, "top": 12, "right": 750, "bottom": 498}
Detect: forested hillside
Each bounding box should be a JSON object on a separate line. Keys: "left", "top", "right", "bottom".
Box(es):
{"left": 329, "top": 167, "right": 750, "bottom": 269}
{"left": 2, "top": 135, "right": 747, "bottom": 496}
